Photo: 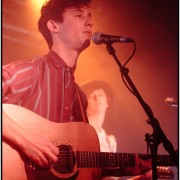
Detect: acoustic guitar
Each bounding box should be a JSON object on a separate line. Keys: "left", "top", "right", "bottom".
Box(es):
{"left": 2, "top": 104, "right": 175, "bottom": 180}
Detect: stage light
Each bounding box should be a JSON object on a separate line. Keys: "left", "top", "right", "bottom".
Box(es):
{"left": 30, "top": 0, "right": 45, "bottom": 10}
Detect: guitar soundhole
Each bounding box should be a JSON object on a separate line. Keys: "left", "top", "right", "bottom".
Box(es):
{"left": 53, "top": 144, "right": 76, "bottom": 174}
{"left": 26, "top": 143, "right": 78, "bottom": 179}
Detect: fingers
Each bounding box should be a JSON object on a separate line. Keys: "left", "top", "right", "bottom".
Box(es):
{"left": 44, "top": 144, "right": 59, "bottom": 165}
{"left": 23, "top": 135, "right": 59, "bottom": 168}
{"left": 37, "top": 142, "right": 59, "bottom": 168}
{"left": 32, "top": 152, "right": 50, "bottom": 167}
{"left": 48, "top": 141, "right": 59, "bottom": 157}
{"left": 137, "top": 158, "right": 152, "bottom": 175}
{"left": 122, "top": 154, "right": 152, "bottom": 176}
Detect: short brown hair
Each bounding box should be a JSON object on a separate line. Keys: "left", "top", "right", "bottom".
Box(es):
{"left": 38, "top": 0, "right": 92, "bottom": 49}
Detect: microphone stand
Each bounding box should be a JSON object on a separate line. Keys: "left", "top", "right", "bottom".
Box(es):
{"left": 105, "top": 43, "right": 178, "bottom": 180}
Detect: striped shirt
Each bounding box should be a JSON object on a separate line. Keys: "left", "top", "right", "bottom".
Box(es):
{"left": 3, "top": 50, "right": 88, "bottom": 123}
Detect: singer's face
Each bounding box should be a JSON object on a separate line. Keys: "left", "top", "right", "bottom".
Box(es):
{"left": 56, "top": 6, "right": 93, "bottom": 51}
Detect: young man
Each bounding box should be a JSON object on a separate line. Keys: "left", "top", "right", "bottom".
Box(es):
{"left": 3, "top": 0, "right": 151, "bottom": 179}
{"left": 82, "top": 80, "right": 117, "bottom": 153}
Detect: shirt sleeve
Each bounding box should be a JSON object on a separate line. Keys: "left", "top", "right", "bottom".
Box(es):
{"left": 2, "top": 61, "right": 36, "bottom": 104}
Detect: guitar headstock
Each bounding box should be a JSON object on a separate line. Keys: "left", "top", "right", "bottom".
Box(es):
{"left": 157, "top": 166, "right": 174, "bottom": 179}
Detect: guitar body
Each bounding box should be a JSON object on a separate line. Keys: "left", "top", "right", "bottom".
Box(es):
{"left": 3, "top": 104, "right": 101, "bottom": 180}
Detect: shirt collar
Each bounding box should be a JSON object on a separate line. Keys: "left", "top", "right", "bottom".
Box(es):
{"left": 47, "top": 50, "right": 76, "bottom": 72}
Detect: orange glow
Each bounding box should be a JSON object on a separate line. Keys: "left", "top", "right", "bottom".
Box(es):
{"left": 3, "top": 1, "right": 178, "bottom": 163}
{"left": 30, "top": 0, "right": 45, "bottom": 10}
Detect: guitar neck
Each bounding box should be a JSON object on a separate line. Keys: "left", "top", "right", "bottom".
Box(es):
{"left": 76, "top": 151, "right": 176, "bottom": 168}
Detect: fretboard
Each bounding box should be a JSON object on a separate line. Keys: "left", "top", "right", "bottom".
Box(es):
{"left": 76, "top": 151, "right": 176, "bottom": 168}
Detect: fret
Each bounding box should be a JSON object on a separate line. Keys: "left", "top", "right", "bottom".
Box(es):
{"left": 109, "top": 153, "right": 114, "bottom": 167}
{"left": 102, "top": 152, "right": 108, "bottom": 167}
{"left": 113, "top": 153, "right": 119, "bottom": 167}
{"left": 157, "top": 155, "right": 175, "bottom": 166}
{"left": 121, "top": 153, "right": 127, "bottom": 167}
{"left": 89, "top": 152, "right": 95, "bottom": 167}
{"left": 87, "top": 151, "right": 90, "bottom": 167}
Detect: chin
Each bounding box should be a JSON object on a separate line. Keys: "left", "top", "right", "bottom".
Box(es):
{"left": 80, "top": 39, "right": 91, "bottom": 51}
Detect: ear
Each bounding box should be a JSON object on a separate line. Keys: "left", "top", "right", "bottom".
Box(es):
{"left": 47, "top": 20, "right": 59, "bottom": 32}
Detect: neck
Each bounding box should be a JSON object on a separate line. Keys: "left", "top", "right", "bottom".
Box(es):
{"left": 51, "top": 45, "right": 80, "bottom": 68}
{"left": 88, "top": 112, "right": 105, "bottom": 132}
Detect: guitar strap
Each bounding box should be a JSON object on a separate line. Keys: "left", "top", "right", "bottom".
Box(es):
{"left": 75, "top": 84, "right": 89, "bottom": 123}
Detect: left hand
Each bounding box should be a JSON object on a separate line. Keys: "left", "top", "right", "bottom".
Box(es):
{"left": 123, "top": 154, "right": 152, "bottom": 176}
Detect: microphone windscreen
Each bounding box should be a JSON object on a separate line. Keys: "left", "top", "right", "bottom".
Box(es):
{"left": 92, "top": 32, "right": 102, "bottom": 45}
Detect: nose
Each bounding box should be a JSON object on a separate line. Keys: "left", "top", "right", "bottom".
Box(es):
{"left": 92, "top": 94, "right": 98, "bottom": 101}
{"left": 85, "top": 16, "right": 93, "bottom": 27}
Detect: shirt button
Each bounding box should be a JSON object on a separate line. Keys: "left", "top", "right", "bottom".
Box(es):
{"left": 64, "top": 106, "right": 68, "bottom": 110}
{"left": 56, "top": 65, "right": 60, "bottom": 68}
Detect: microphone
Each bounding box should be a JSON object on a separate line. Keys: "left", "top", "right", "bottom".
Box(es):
{"left": 165, "top": 97, "right": 178, "bottom": 107}
{"left": 92, "top": 32, "right": 134, "bottom": 45}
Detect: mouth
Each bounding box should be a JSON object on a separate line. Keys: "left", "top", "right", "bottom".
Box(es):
{"left": 84, "top": 31, "right": 92, "bottom": 36}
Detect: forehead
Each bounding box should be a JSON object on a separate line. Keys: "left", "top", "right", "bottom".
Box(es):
{"left": 64, "top": 6, "right": 92, "bottom": 15}
{"left": 90, "top": 89, "right": 106, "bottom": 95}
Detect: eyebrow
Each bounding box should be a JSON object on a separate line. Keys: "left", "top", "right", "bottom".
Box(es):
{"left": 72, "top": 8, "right": 92, "bottom": 17}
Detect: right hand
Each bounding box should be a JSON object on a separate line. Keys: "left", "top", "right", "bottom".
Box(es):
{"left": 20, "top": 134, "right": 59, "bottom": 168}
{"left": 3, "top": 110, "right": 59, "bottom": 169}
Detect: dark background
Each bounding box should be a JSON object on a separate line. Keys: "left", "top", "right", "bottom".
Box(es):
{"left": 3, "top": 0, "right": 178, "bottom": 178}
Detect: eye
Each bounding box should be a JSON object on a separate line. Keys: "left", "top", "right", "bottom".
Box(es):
{"left": 75, "top": 14, "right": 82, "bottom": 18}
